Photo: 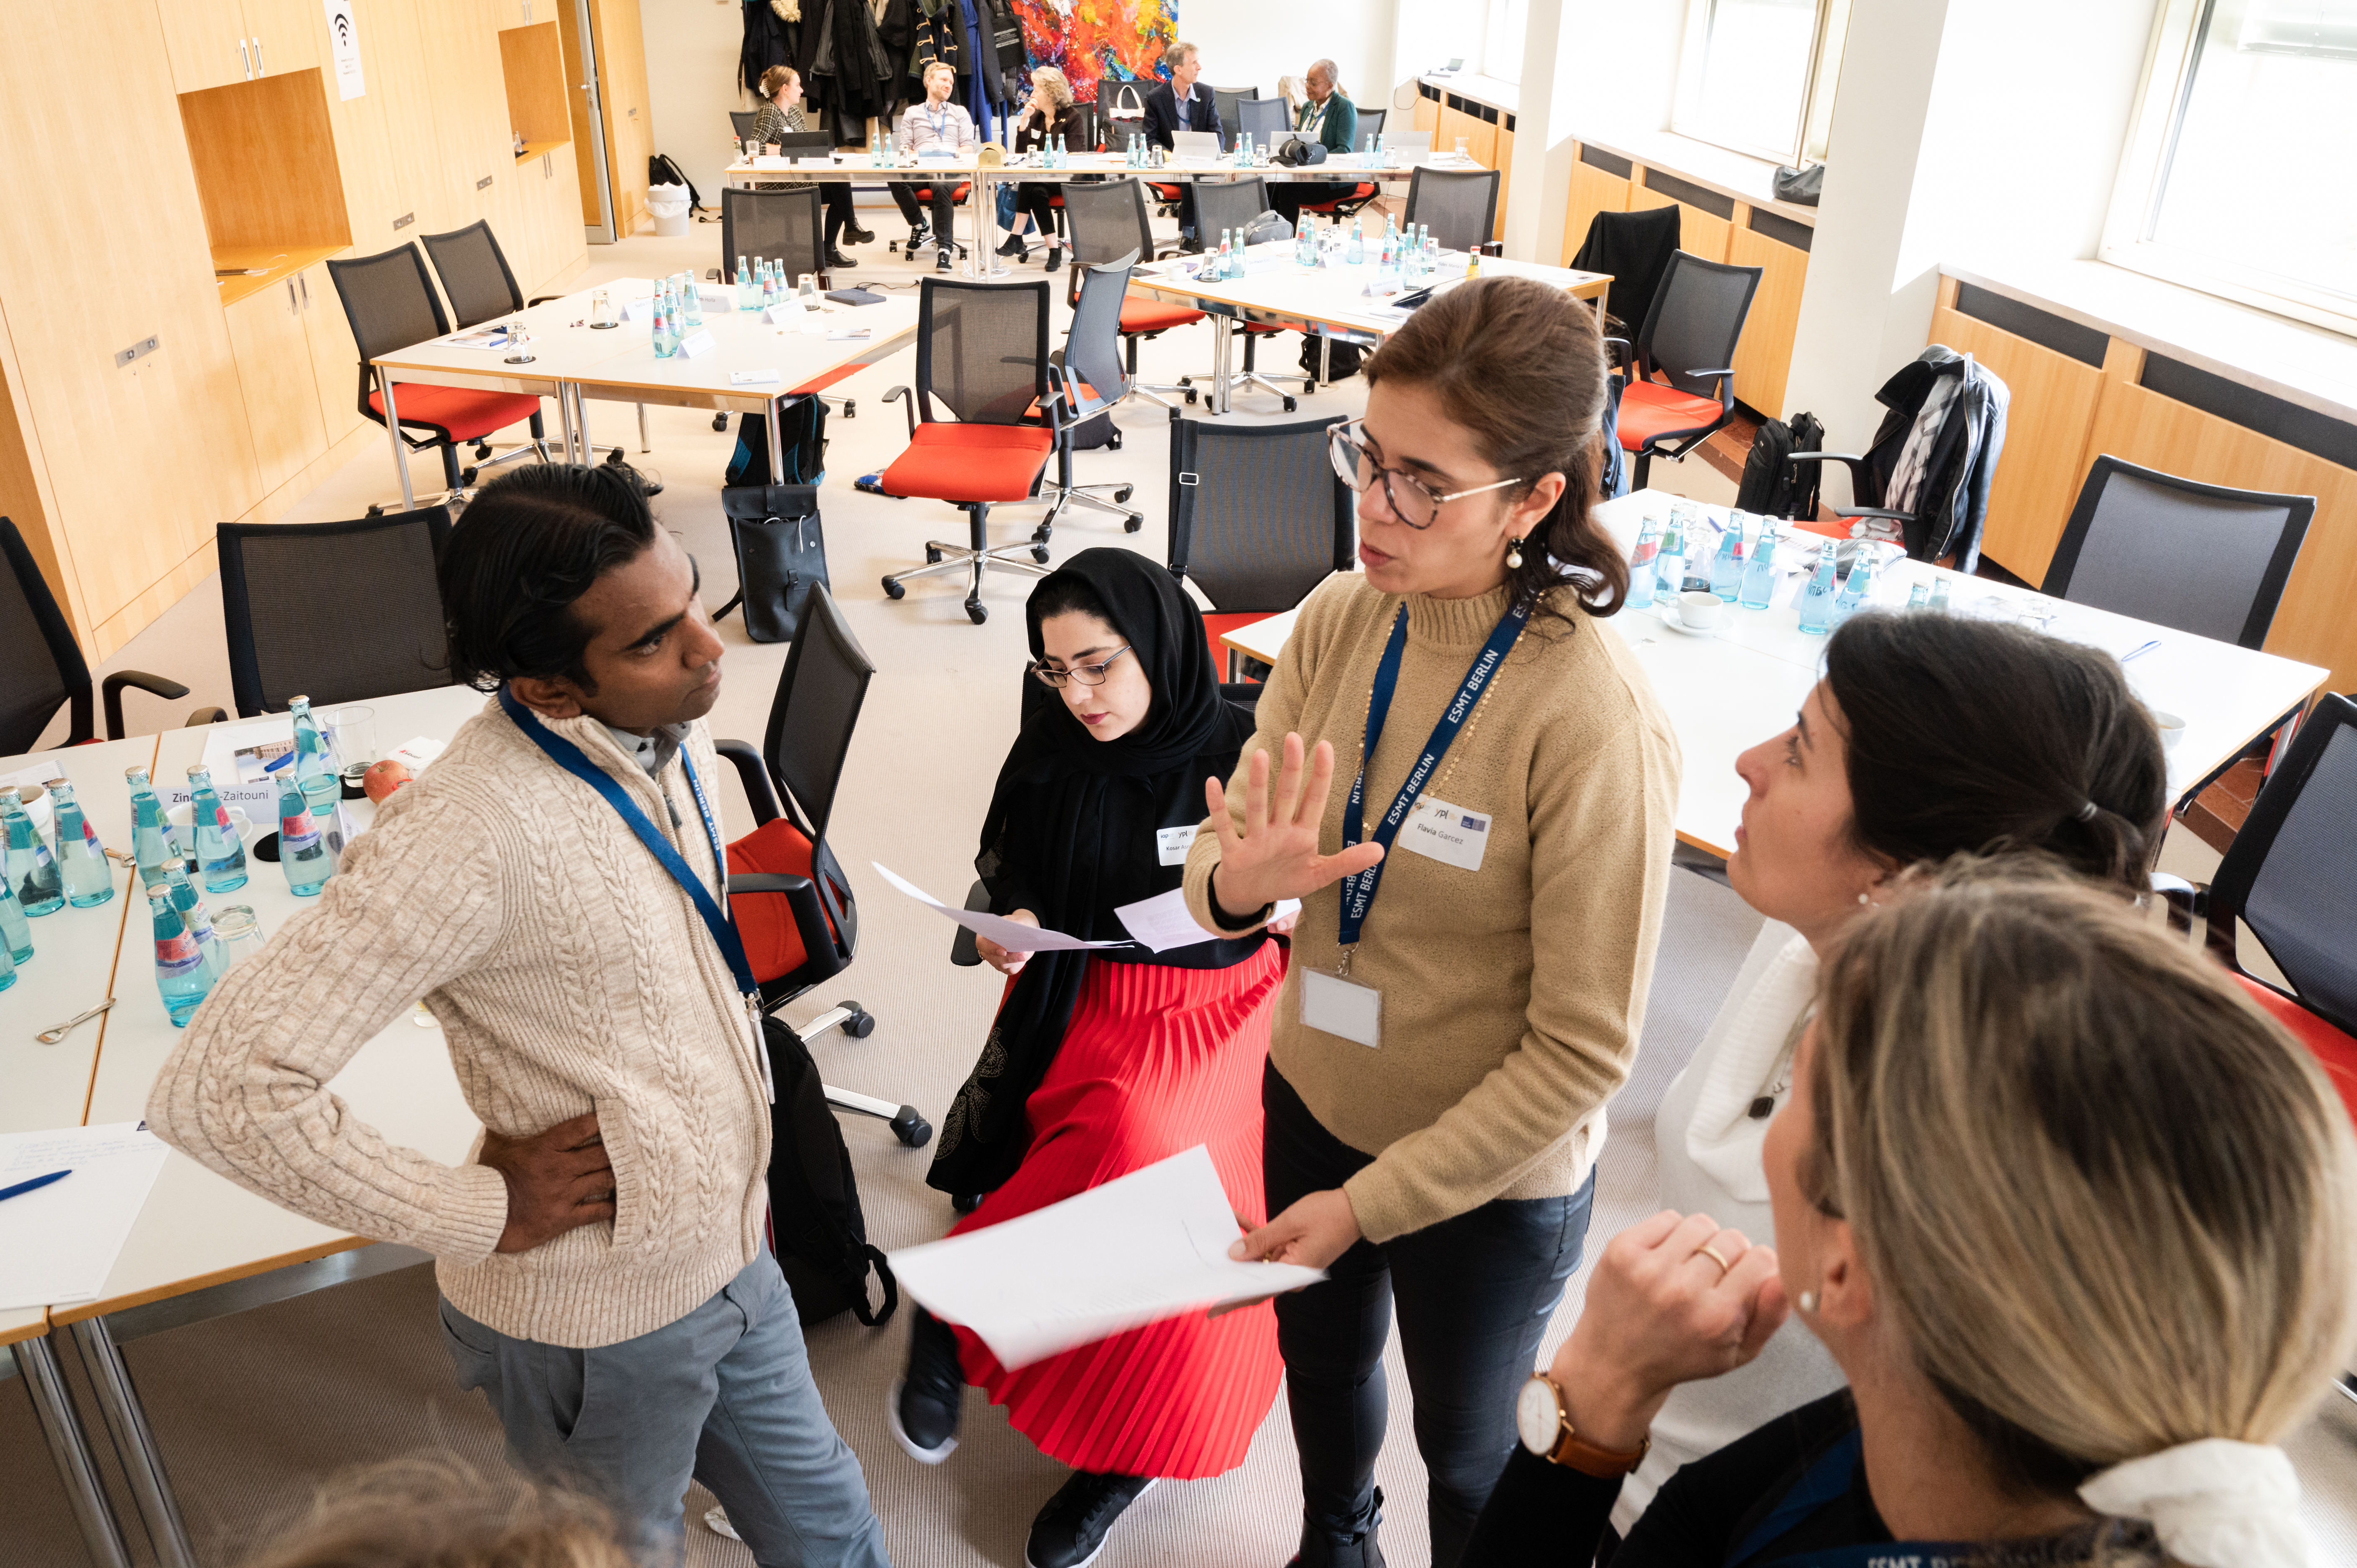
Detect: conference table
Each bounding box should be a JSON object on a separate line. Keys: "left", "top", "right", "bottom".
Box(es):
{"left": 370, "top": 279, "right": 921, "bottom": 513}
{"left": 0, "top": 687, "right": 491, "bottom": 1568}
{"left": 1218, "top": 489, "right": 2330, "bottom": 858}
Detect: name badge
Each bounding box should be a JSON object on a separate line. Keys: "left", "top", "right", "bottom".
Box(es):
{"left": 1156, "top": 825, "right": 1195, "bottom": 866}
{"left": 1398, "top": 795, "right": 1490, "bottom": 873}
{"left": 1302, "top": 967, "right": 1382, "bottom": 1049}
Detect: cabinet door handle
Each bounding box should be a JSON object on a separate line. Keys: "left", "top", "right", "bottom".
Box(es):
{"left": 254, "top": 37, "right": 266, "bottom": 75}
{"left": 298, "top": 272, "right": 310, "bottom": 308}
{"left": 239, "top": 39, "right": 251, "bottom": 78}
{"left": 287, "top": 279, "right": 299, "bottom": 314}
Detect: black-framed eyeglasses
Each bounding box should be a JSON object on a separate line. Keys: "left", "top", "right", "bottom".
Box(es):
{"left": 1327, "top": 418, "right": 1522, "bottom": 530}
{"left": 1030, "top": 646, "right": 1132, "bottom": 688}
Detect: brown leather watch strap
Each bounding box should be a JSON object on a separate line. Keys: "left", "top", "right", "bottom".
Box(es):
{"left": 1534, "top": 1375, "right": 1650, "bottom": 1478}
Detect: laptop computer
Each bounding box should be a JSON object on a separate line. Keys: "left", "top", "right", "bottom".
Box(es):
{"left": 1172, "top": 130, "right": 1222, "bottom": 160}
{"left": 1389, "top": 130, "right": 1434, "bottom": 157}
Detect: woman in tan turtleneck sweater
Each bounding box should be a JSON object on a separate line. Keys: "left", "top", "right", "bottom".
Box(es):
{"left": 1184, "top": 277, "right": 1681, "bottom": 1568}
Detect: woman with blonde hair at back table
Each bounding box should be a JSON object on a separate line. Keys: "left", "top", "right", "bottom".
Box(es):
{"left": 998, "top": 65, "right": 1087, "bottom": 270}
{"left": 744, "top": 65, "right": 869, "bottom": 268}
{"left": 1467, "top": 860, "right": 2357, "bottom": 1568}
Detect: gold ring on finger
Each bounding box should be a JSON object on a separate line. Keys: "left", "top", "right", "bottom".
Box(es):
{"left": 1695, "top": 1243, "right": 1734, "bottom": 1278}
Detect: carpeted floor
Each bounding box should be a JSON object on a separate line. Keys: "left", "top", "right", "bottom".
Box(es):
{"left": 9, "top": 208, "right": 2355, "bottom": 1568}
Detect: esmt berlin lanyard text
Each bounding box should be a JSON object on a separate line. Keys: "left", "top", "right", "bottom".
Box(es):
{"left": 499, "top": 690, "right": 769, "bottom": 1086}
{"left": 1334, "top": 600, "right": 1527, "bottom": 956}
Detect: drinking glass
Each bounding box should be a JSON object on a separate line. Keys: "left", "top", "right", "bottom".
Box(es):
{"left": 1454, "top": 137, "right": 1470, "bottom": 159}
{"left": 328, "top": 705, "right": 377, "bottom": 785}
{"left": 214, "top": 905, "right": 268, "bottom": 970}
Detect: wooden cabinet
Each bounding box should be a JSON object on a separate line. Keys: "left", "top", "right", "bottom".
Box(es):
{"left": 244, "top": 0, "right": 326, "bottom": 75}
{"left": 591, "top": 0, "right": 652, "bottom": 235}
{"left": 226, "top": 277, "right": 330, "bottom": 494}
{"left": 1492, "top": 121, "right": 1513, "bottom": 242}
{"left": 1728, "top": 217, "right": 1810, "bottom": 422}
{"left": 157, "top": 0, "right": 321, "bottom": 94}
{"left": 301, "top": 261, "right": 365, "bottom": 446}
{"left": 1561, "top": 147, "right": 1630, "bottom": 265}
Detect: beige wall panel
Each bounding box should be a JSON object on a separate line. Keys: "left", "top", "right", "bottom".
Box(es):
{"left": 1561, "top": 155, "right": 1629, "bottom": 267}
{"left": 1727, "top": 222, "right": 1807, "bottom": 421}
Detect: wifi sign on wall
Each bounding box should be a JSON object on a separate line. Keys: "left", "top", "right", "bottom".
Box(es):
{"left": 322, "top": 0, "right": 367, "bottom": 101}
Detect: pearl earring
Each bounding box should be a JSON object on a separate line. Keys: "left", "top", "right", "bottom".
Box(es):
{"left": 1505, "top": 536, "right": 1524, "bottom": 570}
{"left": 1857, "top": 892, "right": 1870, "bottom": 905}
{"left": 1797, "top": 1291, "right": 1817, "bottom": 1314}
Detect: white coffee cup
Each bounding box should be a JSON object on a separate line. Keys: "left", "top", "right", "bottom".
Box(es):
{"left": 1677, "top": 589, "right": 1725, "bottom": 631}
{"left": 166, "top": 800, "right": 257, "bottom": 840}
{"left": 10, "top": 780, "right": 55, "bottom": 838}
{"left": 2151, "top": 711, "right": 2186, "bottom": 753}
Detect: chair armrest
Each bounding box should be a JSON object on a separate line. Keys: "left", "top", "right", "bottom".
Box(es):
{"left": 950, "top": 878, "right": 990, "bottom": 967}
{"left": 1786, "top": 451, "right": 1877, "bottom": 499}
{"left": 184, "top": 707, "right": 227, "bottom": 727}
{"left": 729, "top": 871, "right": 838, "bottom": 995}
{"left": 1601, "top": 335, "right": 1633, "bottom": 369}
{"left": 883, "top": 384, "right": 916, "bottom": 441}
{"left": 2150, "top": 872, "right": 2206, "bottom": 935}
{"left": 1829, "top": 506, "right": 1911, "bottom": 522}
{"left": 102, "top": 671, "right": 190, "bottom": 740}
{"left": 715, "top": 739, "right": 783, "bottom": 827}
{"left": 526, "top": 294, "right": 564, "bottom": 307}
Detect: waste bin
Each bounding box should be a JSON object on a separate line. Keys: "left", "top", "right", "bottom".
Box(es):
{"left": 648, "top": 182, "right": 691, "bottom": 237}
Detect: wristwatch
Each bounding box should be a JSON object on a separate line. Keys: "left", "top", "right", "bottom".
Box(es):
{"left": 1515, "top": 1373, "right": 1650, "bottom": 1478}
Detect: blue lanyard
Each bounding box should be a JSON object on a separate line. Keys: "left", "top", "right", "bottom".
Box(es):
{"left": 1334, "top": 601, "right": 1526, "bottom": 949}
{"left": 1722, "top": 1428, "right": 1975, "bottom": 1568}
{"left": 498, "top": 687, "right": 758, "bottom": 1001}
{"left": 926, "top": 105, "right": 951, "bottom": 143}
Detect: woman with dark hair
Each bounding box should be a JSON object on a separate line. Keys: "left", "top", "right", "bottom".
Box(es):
{"left": 1192, "top": 275, "right": 1683, "bottom": 1568}
{"left": 1610, "top": 610, "right": 2169, "bottom": 1541}
{"left": 892, "top": 549, "right": 1288, "bottom": 1568}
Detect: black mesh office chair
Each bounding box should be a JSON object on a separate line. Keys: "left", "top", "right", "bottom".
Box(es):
{"left": 1571, "top": 205, "right": 1681, "bottom": 340}
{"left": 730, "top": 109, "right": 759, "bottom": 140}
{"left": 1211, "top": 84, "right": 1259, "bottom": 149}
{"left": 722, "top": 185, "right": 829, "bottom": 287}
{"left": 1182, "top": 176, "right": 1313, "bottom": 411}
{"left": 0, "top": 517, "right": 207, "bottom": 753}
{"left": 1063, "top": 180, "right": 1197, "bottom": 409}
{"left": 715, "top": 582, "right": 927, "bottom": 1148}
{"left": 1236, "top": 97, "right": 1289, "bottom": 147}
{"left": 1354, "top": 107, "right": 1387, "bottom": 140}
{"left": 1403, "top": 166, "right": 1500, "bottom": 252}
{"left": 2040, "top": 456, "right": 2314, "bottom": 651}
{"left": 215, "top": 509, "right": 455, "bottom": 718}
{"left": 326, "top": 244, "right": 553, "bottom": 508}
{"left": 1028, "top": 255, "right": 1144, "bottom": 533}
{"left": 1169, "top": 415, "right": 1356, "bottom": 679}
{"left": 417, "top": 221, "right": 559, "bottom": 477}
{"left": 1610, "top": 250, "right": 1762, "bottom": 490}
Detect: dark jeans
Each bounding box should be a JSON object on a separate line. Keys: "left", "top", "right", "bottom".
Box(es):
{"left": 1270, "top": 181, "right": 1355, "bottom": 227}
{"left": 889, "top": 179, "right": 957, "bottom": 247}
{"left": 1266, "top": 1062, "right": 1593, "bottom": 1568}
{"left": 1012, "top": 181, "right": 1060, "bottom": 238}
{"left": 821, "top": 182, "right": 857, "bottom": 246}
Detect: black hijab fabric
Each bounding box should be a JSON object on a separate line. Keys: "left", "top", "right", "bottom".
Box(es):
{"left": 928, "top": 549, "right": 1263, "bottom": 1197}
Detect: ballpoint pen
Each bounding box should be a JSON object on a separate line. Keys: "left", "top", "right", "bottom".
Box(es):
{"left": 2120, "top": 640, "right": 2160, "bottom": 663}
{"left": 0, "top": 1169, "right": 70, "bottom": 1203}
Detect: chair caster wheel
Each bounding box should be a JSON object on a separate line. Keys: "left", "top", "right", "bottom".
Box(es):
{"left": 1123, "top": 514, "right": 1143, "bottom": 533}
{"left": 1185, "top": 390, "right": 1198, "bottom": 404}
{"left": 1113, "top": 484, "right": 1133, "bottom": 504}
{"left": 1031, "top": 544, "right": 1050, "bottom": 563}
{"left": 1282, "top": 397, "right": 1297, "bottom": 412}
{"left": 364, "top": 503, "right": 385, "bottom": 519}
{"left": 1178, "top": 376, "right": 1192, "bottom": 387}
{"left": 883, "top": 576, "right": 905, "bottom": 599}
{"left": 473, "top": 442, "right": 492, "bottom": 460}
{"left": 460, "top": 466, "right": 481, "bottom": 486}
{"left": 891, "top": 1107, "right": 933, "bottom": 1148}
{"left": 842, "top": 401, "right": 856, "bottom": 419}
{"left": 925, "top": 545, "right": 944, "bottom": 564}
{"left": 966, "top": 599, "right": 989, "bottom": 624}
{"left": 952, "top": 1191, "right": 985, "bottom": 1214}
{"left": 843, "top": 1005, "right": 877, "bottom": 1040}
{"left": 711, "top": 413, "right": 728, "bottom": 431}
{"left": 1107, "top": 430, "right": 1122, "bottom": 449}
{"left": 1303, "top": 379, "right": 1317, "bottom": 394}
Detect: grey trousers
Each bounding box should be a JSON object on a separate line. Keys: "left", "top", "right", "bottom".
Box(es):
{"left": 438, "top": 1255, "right": 890, "bottom": 1568}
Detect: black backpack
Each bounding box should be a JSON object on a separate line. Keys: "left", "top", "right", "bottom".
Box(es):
{"left": 725, "top": 397, "right": 829, "bottom": 487}
{"left": 763, "top": 1015, "right": 898, "bottom": 1326}
{"left": 648, "top": 152, "right": 701, "bottom": 211}
{"left": 1735, "top": 411, "right": 1826, "bottom": 521}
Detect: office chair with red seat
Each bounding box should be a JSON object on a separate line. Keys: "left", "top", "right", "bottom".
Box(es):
{"left": 326, "top": 244, "right": 552, "bottom": 507}
{"left": 1299, "top": 105, "right": 1387, "bottom": 224}
{"left": 876, "top": 277, "right": 1065, "bottom": 624}
{"left": 1609, "top": 249, "right": 1761, "bottom": 491}
{"left": 1169, "top": 415, "right": 1356, "bottom": 679}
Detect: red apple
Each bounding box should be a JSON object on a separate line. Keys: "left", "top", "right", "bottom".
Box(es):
{"left": 362, "top": 759, "right": 413, "bottom": 803}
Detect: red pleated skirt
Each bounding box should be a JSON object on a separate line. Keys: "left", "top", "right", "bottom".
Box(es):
{"left": 948, "top": 942, "right": 1288, "bottom": 1479}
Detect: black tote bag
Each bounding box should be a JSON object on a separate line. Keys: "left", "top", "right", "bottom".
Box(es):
{"left": 721, "top": 484, "right": 831, "bottom": 644}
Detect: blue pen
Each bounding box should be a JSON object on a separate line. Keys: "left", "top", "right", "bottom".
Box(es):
{"left": 2120, "top": 640, "right": 2160, "bottom": 663}
{"left": 0, "top": 1169, "right": 70, "bottom": 1202}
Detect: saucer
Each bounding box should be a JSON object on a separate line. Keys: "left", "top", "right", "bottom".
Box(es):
{"left": 1654, "top": 607, "right": 1726, "bottom": 637}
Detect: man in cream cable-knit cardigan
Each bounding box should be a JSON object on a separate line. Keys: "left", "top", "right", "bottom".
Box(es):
{"left": 147, "top": 464, "right": 889, "bottom": 1567}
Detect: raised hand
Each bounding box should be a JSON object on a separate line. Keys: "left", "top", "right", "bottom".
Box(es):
{"left": 1204, "top": 732, "right": 1385, "bottom": 917}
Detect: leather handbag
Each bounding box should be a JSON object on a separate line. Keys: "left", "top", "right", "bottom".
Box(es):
{"left": 1273, "top": 137, "right": 1327, "bottom": 167}
{"left": 721, "top": 484, "right": 830, "bottom": 644}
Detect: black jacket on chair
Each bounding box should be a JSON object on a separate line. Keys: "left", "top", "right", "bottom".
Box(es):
{"left": 1856, "top": 346, "right": 2010, "bottom": 572}
{"left": 1141, "top": 80, "right": 1221, "bottom": 150}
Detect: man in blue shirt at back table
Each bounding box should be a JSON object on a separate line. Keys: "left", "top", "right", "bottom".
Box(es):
{"left": 1140, "top": 40, "right": 1220, "bottom": 249}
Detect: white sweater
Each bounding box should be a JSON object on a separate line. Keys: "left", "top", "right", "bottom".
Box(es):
{"left": 146, "top": 698, "right": 772, "bottom": 1349}
{"left": 1614, "top": 920, "right": 1846, "bottom": 1530}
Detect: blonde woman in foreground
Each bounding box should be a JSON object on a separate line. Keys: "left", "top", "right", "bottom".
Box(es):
{"left": 1468, "top": 862, "right": 2357, "bottom": 1568}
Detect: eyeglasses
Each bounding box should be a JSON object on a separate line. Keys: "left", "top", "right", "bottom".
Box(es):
{"left": 1030, "top": 646, "right": 1132, "bottom": 688}
{"left": 1328, "top": 418, "right": 1522, "bottom": 530}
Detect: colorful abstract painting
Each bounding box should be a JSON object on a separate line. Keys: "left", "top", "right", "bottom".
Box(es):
{"left": 1011, "top": 0, "right": 1177, "bottom": 106}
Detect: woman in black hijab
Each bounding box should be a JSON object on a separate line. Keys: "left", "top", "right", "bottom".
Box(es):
{"left": 891, "top": 549, "right": 1289, "bottom": 1568}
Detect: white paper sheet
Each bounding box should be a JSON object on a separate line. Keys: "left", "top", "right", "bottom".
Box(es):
{"left": 201, "top": 716, "right": 295, "bottom": 784}
{"left": 871, "top": 862, "right": 1133, "bottom": 952}
{"left": 0, "top": 1123, "right": 171, "bottom": 1311}
{"left": 1114, "top": 887, "right": 1302, "bottom": 953}
{"left": 886, "top": 1145, "right": 1325, "bottom": 1369}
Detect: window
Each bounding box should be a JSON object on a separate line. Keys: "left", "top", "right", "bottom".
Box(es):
{"left": 1482, "top": 0, "right": 1529, "bottom": 86}
{"left": 1670, "top": 0, "right": 1849, "bottom": 166}
{"left": 2103, "top": 0, "right": 2357, "bottom": 336}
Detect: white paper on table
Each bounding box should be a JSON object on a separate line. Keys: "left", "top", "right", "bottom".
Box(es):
{"left": 871, "top": 863, "right": 1133, "bottom": 951}
{"left": 385, "top": 735, "right": 447, "bottom": 773}
{"left": 0, "top": 760, "right": 68, "bottom": 793}
{"left": 160, "top": 779, "right": 276, "bottom": 815}
{"left": 201, "top": 717, "right": 295, "bottom": 785}
{"left": 888, "top": 1145, "right": 1325, "bottom": 1369}
{"left": 1114, "top": 887, "right": 1302, "bottom": 953}
{"left": 0, "top": 1123, "right": 171, "bottom": 1311}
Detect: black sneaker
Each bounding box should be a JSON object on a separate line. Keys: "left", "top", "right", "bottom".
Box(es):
{"left": 999, "top": 233, "right": 1030, "bottom": 259}
{"left": 935, "top": 246, "right": 954, "bottom": 272}
{"left": 1025, "top": 1472, "right": 1158, "bottom": 1568}
{"left": 908, "top": 222, "right": 932, "bottom": 252}
{"left": 888, "top": 1307, "right": 962, "bottom": 1463}
{"left": 1286, "top": 1488, "right": 1386, "bottom": 1568}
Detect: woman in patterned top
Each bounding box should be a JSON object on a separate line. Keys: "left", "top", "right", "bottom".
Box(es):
{"left": 746, "top": 65, "right": 869, "bottom": 268}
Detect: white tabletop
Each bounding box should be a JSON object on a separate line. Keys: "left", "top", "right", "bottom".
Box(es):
{"left": 723, "top": 152, "right": 1471, "bottom": 182}
{"left": 1220, "top": 490, "right": 2329, "bottom": 857}
{"left": 64, "top": 686, "right": 491, "bottom": 1321}
{"left": 558, "top": 278, "right": 921, "bottom": 406}
{"left": 1130, "top": 247, "right": 1610, "bottom": 342}
{"left": 0, "top": 734, "right": 160, "bottom": 1137}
